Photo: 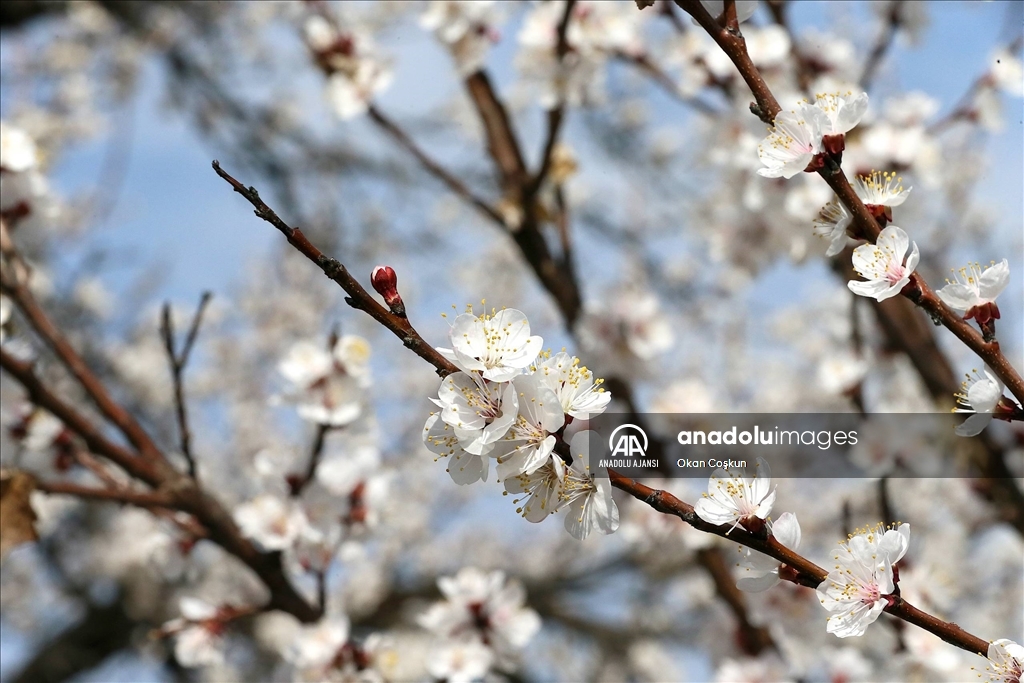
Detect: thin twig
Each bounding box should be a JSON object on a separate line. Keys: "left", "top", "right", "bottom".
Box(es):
{"left": 528, "top": 0, "right": 576, "bottom": 196}
{"left": 37, "top": 480, "right": 175, "bottom": 508}
{"left": 859, "top": 4, "right": 900, "bottom": 90}
{"left": 614, "top": 51, "right": 721, "bottom": 115}
{"left": 290, "top": 424, "right": 331, "bottom": 496}
{"left": 0, "top": 221, "right": 167, "bottom": 464}
{"left": 160, "top": 292, "right": 212, "bottom": 479}
{"left": 366, "top": 105, "right": 505, "bottom": 226}
{"left": 211, "top": 161, "right": 458, "bottom": 378}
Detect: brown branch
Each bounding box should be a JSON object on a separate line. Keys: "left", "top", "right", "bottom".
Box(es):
{"left": 859, "top": 3, "right": 900, "bottom": 90}
{"left": 37, "top": 480, "right": 176, "bottom": 508}
{"left": 0, "top": 348, "right": 160, "bottom": 486}
{"left": 465, "top": 71, "right": 530, "bottom": 193}
{"left": 607, "top": 470, "right": 991, "bottom": 656}
{"left": 614, "top": 51, "right": 721, "bottom": 115}
{"left": 671, "top": 1, "right": 1024, "bottom": 405}
{"left": 673, "top": 0, "right": 781, "bottom": 124}
{"left": 528, "top": 0, "right": 576, "bottom": 197}
{"left": 211, "top": 161, "right": 458, "bottom": 378}
{"left": 366, "top": 105, "right": 505, "bottom": 226}
{"left": 289, "top": 423, "right": 330, "bottom": 496}
{"left": 160, "top": 292, "right": 212, "bottom": 479}
{"left": 0, "top": 224, "right": 166, "bottom": 464}
{"left": 695, "top": 548, "right": 776, "bottom": 654}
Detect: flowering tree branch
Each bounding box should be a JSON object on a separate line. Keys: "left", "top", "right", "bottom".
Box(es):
{"left": 671, "top": 0, "right": 1024, "bottom": 406}
{"left": 607, "top": 470, "right": 992, "bottom": 657}
{"left": 160, "top": 292, "right": 212, "bottom": 480}
{"left": 213, "top": 162, "right": 999, "bottom": 662}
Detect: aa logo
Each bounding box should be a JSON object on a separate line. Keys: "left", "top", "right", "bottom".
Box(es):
{"left": 608, "top": 424, "right": 648, "bottom": 458}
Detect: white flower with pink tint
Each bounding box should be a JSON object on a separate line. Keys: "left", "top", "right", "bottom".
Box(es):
{"left": 981, "top": 639, "right": 1024, "bottom": 683}
{"left": 757, "top": 106, "right": 826, "bottom": 179}
{"left": 817, "top": 523, "right": 910, "bottom": 638}
{"left": 953, "top": 367, "right": 1007, "bottom": 437}
{"left": 169, "top": 597, "right": 226, "bottom": 668}
{"left": 937, "top": 259, "right": 1009, "bottom": 324}
{"left": 233, "top": 494, "right": 309, "bottom": 552}
{"left": 735, "top": 512, "right": 801, "bottom": 592}
{"left": 694, "top": 457, "right": 775, "bottom": 532}
{"left": 847, "top": 226, "right": 919, "bottom": 302}
{"left": 559, "top": 431, "right": 619, "bottom": 540}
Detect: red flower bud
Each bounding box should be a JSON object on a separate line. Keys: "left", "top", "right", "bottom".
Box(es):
{"left": 371, "top": 265, "right": 405, "bottom": 317}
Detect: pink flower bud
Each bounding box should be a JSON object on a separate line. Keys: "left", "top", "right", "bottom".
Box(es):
{"left": 371, "top": 265, "right": 405, "bottom": 317}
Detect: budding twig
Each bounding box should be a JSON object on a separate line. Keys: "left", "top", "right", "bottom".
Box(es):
{"left": 211, "top": 161, "right": 458, "bottom": 378}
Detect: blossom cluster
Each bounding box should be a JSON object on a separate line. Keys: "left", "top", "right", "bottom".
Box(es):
{"left": 757, "top": 89, "right": 1019, "bottom": 438}
{"left": 418, "top": 567, "right": 541, "bottom": 681}
{"left": 423, "top": 307, "right": 619, "bottom": 540}
{"left": 693, "top": 460, "right": 912, "bottom": 639}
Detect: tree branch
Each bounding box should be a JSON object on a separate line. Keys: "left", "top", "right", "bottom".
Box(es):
{"left": 672, "top": 0, "right": 1024, "bottom": 405}
{"left": 608, "top": 469, "right": 991, "bottom": 656}
{"left": 160, "top": 292, "right": 212, "bottom": 479}
{"left": 0, "top": 221, "right": 167, "bottom": 464}
{"left": 211, "top": 161, "right": 458, "bottom": 378}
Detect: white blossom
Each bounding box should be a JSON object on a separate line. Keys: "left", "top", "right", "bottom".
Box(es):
{"left": 504, "top": 455, "right": 565, "bottom": 522}
{"left": 427, "top": 640, "right": 493, "bottom": 683}
{"left": 980, "top": 639, "right": 1024, "bottom": 683}
{"left": 847, "top": 225, "right": 919, "bottom": 302}
{"left": 0, "top": 294, "right": 10, "bottom": 343}
{"left": 694, "top": 457, "right": 775, "bottom": 531}
{"left": 433, "top": 371, "right": 518, "bottom": 455}
{"left": 855, "top": 170, "right": 912, "bottom": 208}
{"left": 559, "top": 430, "right": 619, "bottom": 540}
{"left": 286, "top": 617, "right": 350, "bottom": 669}
{"left": 812, "top": 196, "right": 853, "bottom": 257}
{"left": 757, "top": 106, "right": 826, "bottom": 179}
{"left": 0, "top": 122, "right": 38, "bottom": 173}
{"left": 816, "top": 523, "right": 910, "bottom": 638}
{"left": 420, "top": 1, "right": 501, "bottom": 76}
{"left": 233, "top": 494, "right": 309, "bottom": 551}
{"left": 811, "top": 90, "right": 868, "bottom": 136}
{"left": 989, "top": 49, "right": 1024, "bottom": 97}
{"left": 423, "top": 413, "right": 490, "bottom": 485}
{"left": 936, "top": 259, "right": 1009, "bottom": 323}
{"left": 303, "top": 17, "right": 392, "bottom": 120}
{"left": 171, "top": 597, "right": 226, "bottom": 668}
{"left": 735, "top": 512, "right": 801, "bottom": 592}
{"left": 278, "top": 336, "right": 370, "bottom": 426}
{"left": 439, "top": 308, "right": 543, "bottom": 382}
{"left": 418, "top": 567, "right": 541, "bottom": 673}
{"left": 953, "top": 367, "right": 1006, "bottom": 437}
{"left": 534, "top": 351, "right": 610, "bottom": 419}
{"left": 493, "top": 373, "right": 564, "bottom": 479}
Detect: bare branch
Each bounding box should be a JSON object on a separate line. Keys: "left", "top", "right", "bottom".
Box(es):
{"left": 366, "top": 105, "right": 505, "bottom": 226}
{"left": 160, "top": 292, "right": 212, "bottom": 479}
{"left": 0, "top": 222, "right": 167, "bottom": 464}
